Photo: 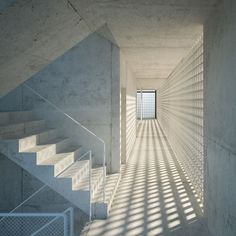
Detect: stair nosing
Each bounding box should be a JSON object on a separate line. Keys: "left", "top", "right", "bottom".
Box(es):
{"left": 73, "top": 167, "right": 103, "bottom": 190}
{"left": 6, "top": 128, "right": 56, "bottom": 141}
{"left": 0, "top": 119, "right": 45, "bottom": 128}
{"left": 57, "top": 158, "right": 89, "bottom": 179}
{"left": 40, "top": 146, "right": 82, "bottom": 165}
{"left": 21, "top": 137, "right": 70, "bottom": 153}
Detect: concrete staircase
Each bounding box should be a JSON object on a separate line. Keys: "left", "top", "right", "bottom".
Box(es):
{"left": 0, "top": 111, "right": 120, "bottom": 219}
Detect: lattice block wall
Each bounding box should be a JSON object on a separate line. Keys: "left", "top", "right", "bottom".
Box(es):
{"left": 158, "top": 37, "right": 203, "bottom": 204}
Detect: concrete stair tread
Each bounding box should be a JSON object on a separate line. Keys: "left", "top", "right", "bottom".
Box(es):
{"left": 22, "top": 137, "right": 69, "bottom": 153}
{"left": 92, "top": 173, "right": 120, "bottom": 203}
{"left": 0, "top": 111, "right": 31, "bottom": 114}
{"left": 0, "top": 119, "right": 46, "bottom": 140}
{"left": 0, "top": 111, "right": 35, "bottom": 125}
{"left": 74, "top": 167, "right": 103, "bottom": 191}
{"left": 2, "top": 128, "right": 56, "bottom": 140}
{"left": 58, "top": 145, "right": 82, "bottom": 153}
{"left": 58, "top": 159, "right": 89, "bottom": 179}
{"left": 0, "top": 111, "right": 33, "bottom": 115}
{"left": 0, "top": 119, "right": 44, "bottom": 128}
{"left": 40, "top": 153, "right": 73, "bottom": 165}
{"left": 40, "top": 146, "right": 82, "bottom": 165}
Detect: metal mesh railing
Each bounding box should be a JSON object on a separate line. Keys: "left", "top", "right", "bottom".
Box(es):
{"left": 31, "top": 216, "right": 65, "bottom": 236}
{"left": 0, "top": 208, "right": 73, "bottom": 236}
{"left": 0, "top": 215, "right": 52, "bottom": 236}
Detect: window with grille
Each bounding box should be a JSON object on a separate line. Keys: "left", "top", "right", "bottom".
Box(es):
{"left": 137, "top": 90, "right": 156, "bottom": 119}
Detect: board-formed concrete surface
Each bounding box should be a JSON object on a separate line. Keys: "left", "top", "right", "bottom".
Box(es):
{"left": 82, "top": 120, "right": 211, "bottom": 236}
{"left": 204, "top": 1, "right": 236, "bottom": 235}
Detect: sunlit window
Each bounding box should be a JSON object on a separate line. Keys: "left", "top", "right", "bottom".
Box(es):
{"left": 137, "top": 90, "right": 156, "bottom": 119}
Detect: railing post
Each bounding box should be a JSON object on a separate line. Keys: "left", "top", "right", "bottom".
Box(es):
{"left": 141, "top": 89, "right": 143, "bottom": 121}
{"left": 89, "top": 150, "right": 92, "bottom": 222}
{"left": 64, "top": 213, "right": 68, "bottom": 236}
{"left": 69, "top": 208, "right": 74, "bottom": 236}
{"left": 103, "top": 144, "right": 106, "bottom": 203}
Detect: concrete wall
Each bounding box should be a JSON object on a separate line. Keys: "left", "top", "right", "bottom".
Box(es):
{"left": 0, "top": 0, "right": 91, "bottom": 97}
{"left": 27, "top": 31, "right": 120, "bottom": 173}
{"left": 120, "top": 53, "right": 137, "bottom": 163}
{"left": 0, "top": 30, "right": 120, "bottom": 233}
{"left": 158, "top": 38, "right": 204, "bottom": 203}
{"left": 0, "top": 0, "right": 16, "bottom": 12}
{"left": 0, "top": 32, "right": 121, "bottom": 173}
{"left": 204, "top": 1, "right": 236, "bottom": 235}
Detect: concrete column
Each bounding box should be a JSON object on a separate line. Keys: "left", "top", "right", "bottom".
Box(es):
{"left": 121, "top": 87, "right": 127, "bottom": 164}
{"left": 111, "top": 44, "right": 121, "bottom": 173}
{"left": 140, "top": 89, "right": 143, "bottom": 121}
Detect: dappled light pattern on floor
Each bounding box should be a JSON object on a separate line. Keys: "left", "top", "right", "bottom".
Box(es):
{"left": 83, "top": 120, "right": 211, "bottom": 236}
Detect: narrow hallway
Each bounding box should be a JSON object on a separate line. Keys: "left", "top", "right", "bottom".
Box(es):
{"left": 83, "top": 120, "right": 210, "bottom": 236}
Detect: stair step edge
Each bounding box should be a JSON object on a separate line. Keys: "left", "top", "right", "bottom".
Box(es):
{"left": 58, "top": 159, "right": 90, "bottom": 178}
{"left": 21, "top": 137, "right": 70, "bottom": 153}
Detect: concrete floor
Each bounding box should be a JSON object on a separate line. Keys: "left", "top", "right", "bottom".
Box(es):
{"left": 82, "top": 120, "right": 211, "bottom": 236}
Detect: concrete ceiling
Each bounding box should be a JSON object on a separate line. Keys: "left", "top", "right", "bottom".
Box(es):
{"left": 137, "top": 78, "right": 167, "bottom": 90}
{"left": 0, "top": 0, "right": 219, "bottom": 96}
{"left": 0, "top": 0, "right": 91, "bottom": 96}
{"left": 70, "top": 0, "right": 219, "bottom": 83}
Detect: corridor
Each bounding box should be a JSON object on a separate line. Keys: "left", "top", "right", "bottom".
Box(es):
{"left": 83, "top": 120, "right": 210, "bottom": 236}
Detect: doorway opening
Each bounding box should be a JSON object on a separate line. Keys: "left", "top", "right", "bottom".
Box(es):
{"left": 137, "top": 90, "right": 156, "bottom": 120}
